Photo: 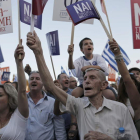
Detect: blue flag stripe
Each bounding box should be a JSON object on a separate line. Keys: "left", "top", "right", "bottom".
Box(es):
{"left": 102, "top": 41, "right": 130, "bottom": 72}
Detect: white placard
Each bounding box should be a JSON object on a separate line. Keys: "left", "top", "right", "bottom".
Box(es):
{"left": 53, "top": 0, "right": 95, "bottom": 24}
{"left": 0, "top": 0, "right": 13, "bottom": 34}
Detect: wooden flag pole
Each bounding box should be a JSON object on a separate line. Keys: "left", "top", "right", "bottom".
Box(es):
{"left": 50, "top": 55, "right": 56, "bottom": 80}
{"left": 17, "top": 0, "right": 21, "bottom": 59}
{"left": 103, "top": 0, "right": 113, "bottom": 38}
{"left": 91, "top": 1, "right": 112, "bottom": 41}
{"left": 70, "top": 23, "right": 75, "bottom": 45}
{"left": 30, "top": 15, "right": 35, "bottom": 33}
{"left": 30, "top": 0, "right": 34, "bottom": 33}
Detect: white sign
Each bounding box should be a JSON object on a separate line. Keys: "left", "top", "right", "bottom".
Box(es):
{"left": 52, "top": 0, "right": 95, "bottom": 24}
{"left": 0, "top": 0, "right": 13, "bottom": 34}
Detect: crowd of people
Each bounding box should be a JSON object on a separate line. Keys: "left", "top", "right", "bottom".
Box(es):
{"left": 0, "top": 31, "right": 140, "bottom": 140}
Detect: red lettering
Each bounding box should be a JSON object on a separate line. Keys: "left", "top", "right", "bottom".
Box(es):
{"left": 0, "top": 8, "right": 3, "bottom": 16}
{"left": 0, "top": 17, "right": 5, "bottom": 26}
{"left": 6, "top": 16, "right": 11, "bottom": 25}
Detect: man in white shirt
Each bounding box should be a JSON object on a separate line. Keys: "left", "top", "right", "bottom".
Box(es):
{"left": 26, "top": 31, "right": 139, "bottom": 140}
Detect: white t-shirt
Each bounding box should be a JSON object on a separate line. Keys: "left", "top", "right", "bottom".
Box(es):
{"left": 0, "top": 108, "right": 28, "bottom": 140}
{"left": 71, "top": 54, "right": 109, "bottom": 84}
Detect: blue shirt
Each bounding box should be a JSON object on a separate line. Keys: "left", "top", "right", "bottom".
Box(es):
{"left": 25, "top": 92, "right": 66, "bottom": 140}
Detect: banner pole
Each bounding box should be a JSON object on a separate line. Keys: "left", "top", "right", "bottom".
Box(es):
{"left": 103, "top": 0, "right": 113, "bottom": 38}
{"left": 70, "top": 23, "right": 75, "bottom": 45}
{"left": 91, "top": 1, "right": 112, "bottom": 41}
{"left": 50, "top": 55, "right": 56, "bottom": 80}
{"left": 30, "top": 0, "right": 34, "bottom": 33}
{"left": 17, "top": 0, "right": 21, "bottom": 59}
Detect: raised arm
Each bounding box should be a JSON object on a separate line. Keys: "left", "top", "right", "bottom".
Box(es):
{"left": 109, "top": 39, "right": 140, "bottom": 120}
{"left": 68, "top": 45, "right": 75, "bottom": 69}
{"left": 26, "top": 31, "right": 67, "bottom": 105}
{"left": 14, "top": 40, "right": 28, "bottom": 118}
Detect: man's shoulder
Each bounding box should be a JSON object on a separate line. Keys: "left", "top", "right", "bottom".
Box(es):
{"left": 106, "top": 98, "right": 127, "bottom": 110}
{"left": 74, "top": 56, "right": 83, "bottom": 62}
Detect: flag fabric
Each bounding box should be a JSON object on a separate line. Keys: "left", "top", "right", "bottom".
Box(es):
{"left": 0, "top": 47, "right": 4, "bottom": 63}
{"left": 46, "top": 30, "right": 60, "bottom": 55}
{"left": 61, "top": 66, "right": 67, "bottom": 74}
{"left": 100, "top": 0, "right": 107, "bottom": 15}
{"left": 69, "top": 69, "right": 73, "bottom": 77}
{"left": 20, "top": 0, "right": 42, "bottom": 29}
{"left": 136, "top": 60, "right": 140, "bottom": 63}
{"left": 102, "top": 40, "right": 131, "bottom": 72}
{"left": 66, "top": 0, "right": 100, "bottom": 25}
{"left": 13, "top": 74, "right": 18, "bottom": 82}
{"left": 32, "top": 0, "right": 48, "bottom": 15}
{"left": 1, "top": 72, "right": 10, "bottom": 81}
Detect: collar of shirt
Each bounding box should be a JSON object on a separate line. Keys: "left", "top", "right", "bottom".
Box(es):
{"left": 27, "top": 91, "right": 48, "bottom": 105}
{"left": 83, "top": 96, "right": 112, "bottom": 113}
{"left": 83, "top": 56, "right": 90, "bottom": 61}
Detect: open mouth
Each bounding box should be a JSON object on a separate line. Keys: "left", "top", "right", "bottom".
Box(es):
{"left": 32, "top": 84, "right": 37, "bottom": 87}
{"left": 85, "top": 87, "right": 92, "bottom": 90}
{"left": 65, "top": 81, "right": 69, "bottom": 84}
{"left": 88, "top": 48, "right": 92, "bottom": 50}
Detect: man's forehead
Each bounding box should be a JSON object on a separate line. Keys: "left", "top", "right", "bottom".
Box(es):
{"left": 84, "top": 70, "right": 98, "bottom": 76}
{"left": 30, "top": 72, "right": 40, "bottom": 77}
{"left": 83, "top": 39, "right": 92, "bottom": 43}
{"left": 131, "top": 70, "right": 140, "bottom": 73}
{"left": 61, "top": 74, "right": 68, "bottom": 78}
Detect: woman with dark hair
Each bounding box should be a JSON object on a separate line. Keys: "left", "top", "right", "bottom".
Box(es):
{"left": 118, "top": 74, "right": 140, "bottom": 118}
{"left": 0, "top": 40, "right": 28, "bottom": 139}
{"left": 109, "top": 39, "right": 140, "bottom": 138}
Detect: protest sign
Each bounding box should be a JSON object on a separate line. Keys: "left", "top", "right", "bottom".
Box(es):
{"left": 32, "top": 0, "right": 48, "bottom": 15}
{"left": 20, "top": 0, "right": 42, "bottom": 29}
{"left": 0, "top": 46, "right": 4, "bottom": 63}
{"left": 46, "top": 30, "right": 60, "bottom": 55}
{"left": 0, "top": 0, "right": 13, "bottom": 34}
{"left": 0, "top": 67, "right": 10, "bottom": 84}
{"left": 131, "top": 0, "right": 140, "bottom": 49}
{"left": 66, "top": 0, "right": 100, "bottom": 25}
{"left": 53, "top": 0, "right": 95, "bottom": 24}
{"left": 108, "top": 64, "right": 116, "bottom": 82}
{"left": 30, "top": 0, "right": 48, "bottom": 32}
{"left": 1, "top": 72, "right": 10, "bottom": 82}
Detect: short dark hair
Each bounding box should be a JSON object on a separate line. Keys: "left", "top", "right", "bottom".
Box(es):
{"left": 57, "top": 73, "right": 67, "bottom": 80}
{"left": 79, "top": 38, "right": 92, "bottom": 49}
{"left": 129, "top": 67, "right": 140, "bottom": 73}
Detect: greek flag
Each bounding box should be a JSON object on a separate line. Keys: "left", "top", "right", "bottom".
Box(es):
{"left": 61, "top": 66, "right": 67, "bottom": 74}
{"left": 69, "top": 69, "right": 73, "bottom": 77}
{"left": 102, "top": 40, "right": 131, "bottom": 72}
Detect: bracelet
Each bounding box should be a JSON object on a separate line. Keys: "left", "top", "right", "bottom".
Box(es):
{"left": 114, "top": 54, "right": 123, "bottom": 60}
{"left": 114, "top": 54, "right": 124, "bottom": 62}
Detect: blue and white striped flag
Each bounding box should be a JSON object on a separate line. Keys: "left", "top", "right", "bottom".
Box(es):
{"left": 61, "top": 66, "right": 67, "bottom": 74}
{"left": 102, "top": 40, "right": 131, "bottom": 72}
{"left": 69, "top": 69, "right": 73, "bottom": 77}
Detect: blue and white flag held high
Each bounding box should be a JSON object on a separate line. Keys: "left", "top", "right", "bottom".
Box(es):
{"left": 1, "top": 72, "right": 10, "bottom": 81}
{"left": 46, "top": 30, "right": 60, "bottom": 56}
{"left": 0, "top": 47, "right": 4, "bottom": 63}
{"left": 69, "top": 69, "right": 73, "bottom": 77}
{"left": 102, "top": 40, "right": 131, "bottom": 72}
{"left": 61, "top": 66, "right": 67, "bottom": 74}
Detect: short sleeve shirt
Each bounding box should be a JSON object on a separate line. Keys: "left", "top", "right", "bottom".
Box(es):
{"left": 60, "top": 95, "right": 139, "bottom": 140}
{"left": 71, "top": 54, "right": 109, "bottom": 84}
{"left": 0, "top": 109, "right": 28, "bottom": 140}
